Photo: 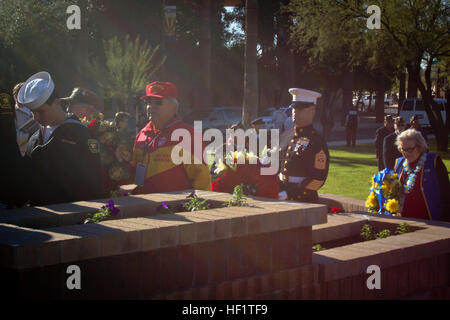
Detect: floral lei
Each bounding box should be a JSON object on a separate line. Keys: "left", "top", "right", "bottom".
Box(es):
{"left": 401, "top": 153, "right": 427, "bottom": 194}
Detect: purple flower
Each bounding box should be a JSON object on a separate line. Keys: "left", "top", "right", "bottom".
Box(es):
{"left": 176, "top": 202, "right": 185, "bottom": 211}
{"left": 207, "top": 201, "right": 213, "bottom": 208}
{"left": 106, "top": 200, "right": 120, "bottom": 215}
{"left": 157, "top": 202, "right": 171, "bottom": 213}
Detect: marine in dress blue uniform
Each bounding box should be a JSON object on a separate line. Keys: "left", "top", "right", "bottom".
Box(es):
{"left": 278, "top": 88, "right": 329, "bottom": 203}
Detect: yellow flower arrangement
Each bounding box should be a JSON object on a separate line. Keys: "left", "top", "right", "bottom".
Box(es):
{"left": 385, "top": 198, "right": 400, "bottom": 214}
{"left": 366, "top": 169, "right": 402, "bottom": 216}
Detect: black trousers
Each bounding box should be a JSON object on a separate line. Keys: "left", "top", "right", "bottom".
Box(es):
{"left": 346, "top": 127, "right": 357, "bottom": 147}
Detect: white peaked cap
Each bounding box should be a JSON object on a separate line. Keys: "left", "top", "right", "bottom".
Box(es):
{"left": 17, "top": 71, "right": 55, "bottom": 110}
{"left": 289, "top": 88, "right": 321, "bottom": 104}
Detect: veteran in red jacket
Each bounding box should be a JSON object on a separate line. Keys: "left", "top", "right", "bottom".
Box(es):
{"left": 130, "top": 81, "right": 211, "bottom": 194}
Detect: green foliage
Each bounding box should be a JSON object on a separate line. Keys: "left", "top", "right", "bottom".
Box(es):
{"left": 395, "top": 222, "right": 410, "bottom": 235}
{"left": 376, "top": 229, "right": 391, "bottom": 239}
{"left": 312, "top": 244, "right": 325, "bottom": 252}
{"left": 360, "top": 224, "right": 376, "bottom": 241}
{"left": 84, "top": 210, "right": 110, "bottom": 224}
{"left": 88, "top": 34, "right": 166, "bottom": 110}
{"left": 226, "top": 185, "right": 248, "bottom": 207}
{"left": 183, "top": 195, "right": 212, "bottom": 212}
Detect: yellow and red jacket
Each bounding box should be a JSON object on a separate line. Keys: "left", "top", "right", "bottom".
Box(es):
{"left": 131, "top": 116, "right": 211, "bottom": 194}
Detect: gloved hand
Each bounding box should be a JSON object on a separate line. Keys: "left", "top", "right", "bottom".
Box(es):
{"left": 278, "top": 190, "right": 288, "bottom": 200}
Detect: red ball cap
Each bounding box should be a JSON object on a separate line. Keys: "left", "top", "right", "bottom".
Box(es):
{"left": 141, "top": 81, "right": 178, "bottom": 100}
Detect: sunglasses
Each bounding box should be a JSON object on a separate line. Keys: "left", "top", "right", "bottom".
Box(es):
{"left": 146, "top": 98, "right": 163, "bottom": 106}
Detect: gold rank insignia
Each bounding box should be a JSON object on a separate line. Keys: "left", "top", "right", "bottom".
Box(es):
{"left": 314, "top": 149, "right": 327, "bottom": 170}
{"left": 0, "top": 93, "right": 12, "bottom": 115}
{"left": 88, "top": 139, "right": 100, "bottom": 154}
{"left": 305, "top": 179, "right": 324, "bottom": 191}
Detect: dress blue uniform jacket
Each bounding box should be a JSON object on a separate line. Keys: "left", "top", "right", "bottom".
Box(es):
{"left": 395, "top": 153, "right": 446, "bottom": 221}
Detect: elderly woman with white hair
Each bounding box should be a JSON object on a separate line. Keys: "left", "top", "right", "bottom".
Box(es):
{"left": 394, "top": 129, "right": 449, "bottom": 222}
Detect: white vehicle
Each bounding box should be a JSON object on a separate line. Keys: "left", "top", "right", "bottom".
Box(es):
{"left": 399, "top": 98, "right": 447, "bottom": 130}
{"left": 362, "top": 95, "right": 391, "bottom": 107}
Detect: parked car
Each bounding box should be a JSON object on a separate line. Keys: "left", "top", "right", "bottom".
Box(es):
{"left": 399, "top": 98, "right": 447, "bottom": 131}
{"left": 202, "top": 107, "right": 242, "bottom": 132}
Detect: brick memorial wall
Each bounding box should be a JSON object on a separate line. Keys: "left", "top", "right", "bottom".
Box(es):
{"left": 0, "top": 191, "right": 448, "bottom": 299}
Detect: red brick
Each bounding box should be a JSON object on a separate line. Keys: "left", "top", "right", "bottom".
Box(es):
{"left": 351, "top": 274, "right": 365, "bottom": 299}
{"left": 288, "top": 287, "right": 302, "bottom": 300}
{"left": 158, "top": 247, "right": 179, "bottom": 293}
{"left": 339, "top": 277, "right": 352, "bottom": 299}
{"left": 300, "top": 285, "right": 314, "bottom": 299}
{"left": 227, "top": 238, "right": 243, "bottom": 280}
{"left": 384, "top": 266, "right": 399, "bottom": 299}
{"left": 299, "top": 265, "right": 316, "bottom": 286}
{"left": 326, "top": 280, "right": 340, "bottom": 299}
{"left": 141, "top": 250, "right": 161, "bottom": 297}
{"left": 193, "top": 242, "right": 211, "bottom": 286}
{"left": 437, "top": 254, "right": 449, "bottom": 287}
{"left": 242, "top": 235, "right": 258, "bottom": 277}
{"left": 246, "top": 277, "right": 258, "bottom": 298}
{"left": 297, "top": 227, "right": 312, "bottom": 266}
{"left": 313, "top": 283, "right": 327, "bottom": 300}
{"left": 408, "top": 260, "right": 420, "bottom": 294}
{"left": 256, "top": 233, "right": 272, "bottom": 273}
{"left": 120, "top": 253, "right": 142, "bottom": 298}
{"left": 288, "top": 268, "right": 302, "bottom": 290}
{"left": 210, "top": 240, "right": 228, "bottom": 284}
{"left": 418, "top": 259, "right": 431, "bottom": 292}
{"left": 273, "top": 270, "right": 289, "bottom": 291}
{"left": 259, "top": 274, "right": 273, "bottom": 294}
{"left": 177, "top": 245, "right": 194, "bottom": 290}
{"left": 231, "top": 279, "right": 247, "bottom": 299}
{"left": 217, "top": 281, "right": 232, "bottom": 299}
{"left": 396, "top": 264, "right": 410, "bottom": 298}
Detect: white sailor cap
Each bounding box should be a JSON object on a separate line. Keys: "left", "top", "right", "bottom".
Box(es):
{"left": 17, "top": 71, "right": 55, "bottom": 110}
{"left": 289, "top": 88, "right": 321, "bottom": 105}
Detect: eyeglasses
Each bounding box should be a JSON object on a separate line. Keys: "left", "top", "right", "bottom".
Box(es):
{"left": 400, "top": 146, "right": 417, "bottom": 153}
{"left": 146, "top": 98, "right": 163, "bottom": 106}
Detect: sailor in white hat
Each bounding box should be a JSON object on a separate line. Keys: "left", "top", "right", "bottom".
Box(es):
{"left": 278, "top": 88, "right": 329, "bottom": 203}
{"left": 16, "top": 71, "right": 106, "bottom": 206}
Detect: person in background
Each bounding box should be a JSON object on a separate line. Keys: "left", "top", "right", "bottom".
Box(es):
{"left": 18, "top": 71, "right": 105, "bottom": 206}
{"left": 320, "top": 107, "right": 334, "bottom": 141}
{"left": 375, "top": 115, "right": 394, "bottom": 171}
{"left": 394, "top": 129, "right": 449, "bottom": 222}
{"left": 61, "top": 87, "right": 100, "bottom": 121}
{"left": 344, "top": 106, "right": 359, "bottom": 148}
{"left": 409, "top": 115, "right": 428, "bottom": 143}
{"left": 271, "top": 105, "right": 287, "bottom": 131}
{"left": 383, "top": 116, "right": 407, "bottom": 170}
{"left": 114, "top": 111, "right": 133, "bottom": 150}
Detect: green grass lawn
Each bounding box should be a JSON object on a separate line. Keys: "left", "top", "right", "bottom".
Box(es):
{"left": 320, "top": 139, "right": 450, "bottom": 200}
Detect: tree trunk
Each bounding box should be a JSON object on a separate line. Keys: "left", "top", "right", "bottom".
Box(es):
{"left": 407, "top": 71, "right": 418, "bottom": 98}
{"left": 242, "top": 0, "right": 258, "bottom": 128}
{"left": 409, "top": 62, "right": 449, "bottom": 152}
{"left": 399, "top": 72, "right": 406, "bottom": 113}
{"left": 198, "top": 0, "right": 212, "bottom": 111}
{"left": 375, "top": 82, "right": 385, "bottom": 123}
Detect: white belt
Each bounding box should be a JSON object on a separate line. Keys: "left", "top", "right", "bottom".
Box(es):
{"left": 279, "top": 174, "right": 305, "bottom": 184}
